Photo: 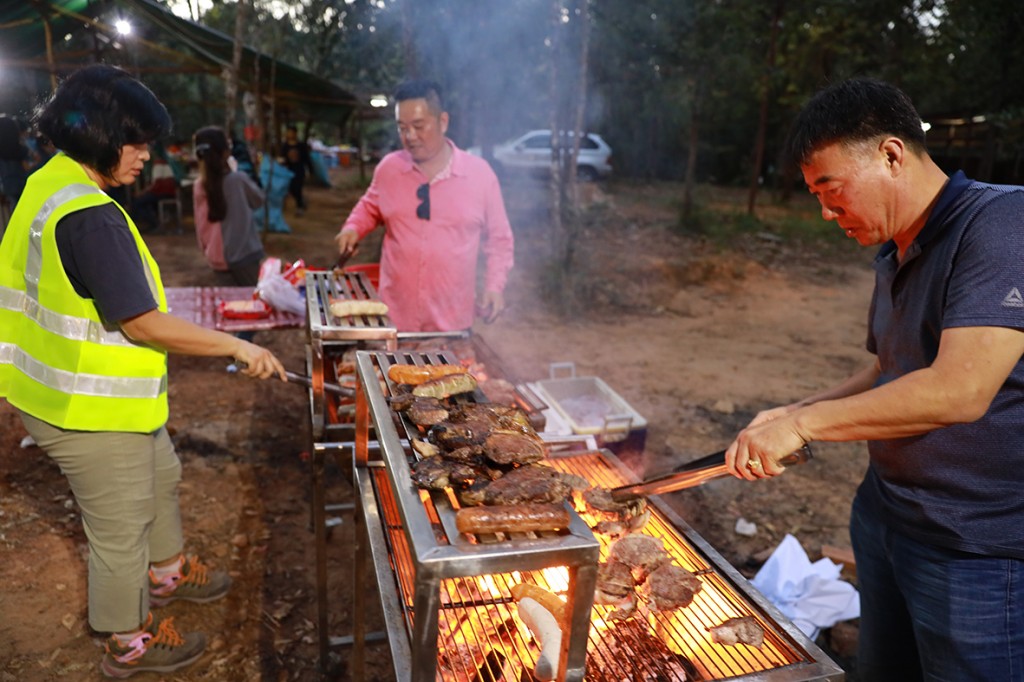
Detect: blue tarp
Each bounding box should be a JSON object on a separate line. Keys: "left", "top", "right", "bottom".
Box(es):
{"left": 309, "top": 151, "right": 332, "bottom": 187}
{"left": 253, "top": 157, "right": 293, "bottom": 234}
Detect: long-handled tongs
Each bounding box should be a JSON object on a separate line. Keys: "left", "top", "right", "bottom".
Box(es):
{"left": 609, "top": 444, "right": 813, "bottom": 502}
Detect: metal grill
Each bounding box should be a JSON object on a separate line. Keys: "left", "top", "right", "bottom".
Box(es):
{"left": 350, "top": 350, "right": 844, "bottom": 681}
{"left": 305, "top": 269, "right": 398, "bottom": 343}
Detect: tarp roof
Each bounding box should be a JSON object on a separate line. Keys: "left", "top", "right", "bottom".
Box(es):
{"left": 0, "top": 0, "right": 358, "bottom": 121}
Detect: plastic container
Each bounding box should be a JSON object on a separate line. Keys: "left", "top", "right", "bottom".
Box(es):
{"left": 343, "top": 262, "right": 380, "bottom": 288}
{"left": 532, "top": 363, "right": 647, "bottom": 472}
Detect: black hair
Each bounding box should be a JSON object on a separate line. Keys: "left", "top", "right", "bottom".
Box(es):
{"left": 194, "top": 125, "right": 230, "bottom": 223}
{"left": 393, "top": 79, "right": 445, "bottom": 115}
{"left": 0, "top": 115, "right": 25, "bottom": 159}
{"left": 34, "top": 64, "right": 171, "bottom": 180}
{"left": 784, "top": 78, "right": 927, "bottom": 169}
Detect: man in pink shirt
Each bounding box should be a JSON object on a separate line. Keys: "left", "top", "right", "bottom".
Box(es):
{"left": 334, "top": 80, "right": 514, "bottom": 332}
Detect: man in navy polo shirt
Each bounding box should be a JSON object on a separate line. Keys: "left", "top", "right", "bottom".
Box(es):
{"left": 722, "top": 78, "right": 1024, "bottom": 681}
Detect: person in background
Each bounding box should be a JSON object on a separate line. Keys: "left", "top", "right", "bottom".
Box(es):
{"left": 32, "top": 131, "right": 57, "bottom": 169}
{"left": 333, "top": 79, "right": 514, "bottom": 332}
{"left": 193, "top": 125, "right": 266, "bottom": 288}
{"left": 278, "top": 124, "right": 311, "bottom": 215}
{"left": 0, "top": 114, "right": 30, "bottom": 215}
{"left": 724, "top": 78, "right": 1024, "bottom": 681}
{"left": 0, "top": 64, "right": 286, "bottom": 678}
{"left": 128, "top": 141, "right": 178, "bottom": 232}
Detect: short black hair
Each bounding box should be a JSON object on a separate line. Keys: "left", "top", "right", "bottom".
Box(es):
{"left": 393, "top": 79, "right": 444, "bottom": 115}
{"left": 34, "top": 64, "right": 171, "bottom": 179}
{"left": 784, "top": 78, "right": 927, "bottom": 168}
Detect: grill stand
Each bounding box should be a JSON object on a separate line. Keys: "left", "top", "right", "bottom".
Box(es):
{"left": 304, "top": 270, "right": 397, "bottom": 675}
{"left": 352, "top": 350, "right": 601, "bottom": 681}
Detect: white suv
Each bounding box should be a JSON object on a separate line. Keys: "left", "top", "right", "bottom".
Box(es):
{"left": 468, "top": 129, "right": 613, "bottom": 181}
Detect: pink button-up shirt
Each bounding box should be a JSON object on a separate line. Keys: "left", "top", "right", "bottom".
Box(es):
{"left": 341, "top": 142, "right": 514, "bottom": 332}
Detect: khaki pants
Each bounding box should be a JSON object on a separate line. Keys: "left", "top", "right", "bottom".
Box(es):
{"left": 19, "top": 411, "right": 183, "bottom": 633}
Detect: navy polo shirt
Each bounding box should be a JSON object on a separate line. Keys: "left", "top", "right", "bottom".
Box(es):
{"left": 858, "top": 171, "right": 1024, "bottom": 559}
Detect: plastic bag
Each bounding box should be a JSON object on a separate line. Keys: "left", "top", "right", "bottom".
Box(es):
{"left": 256, "top": 258, "right": 305, "bottom": 315}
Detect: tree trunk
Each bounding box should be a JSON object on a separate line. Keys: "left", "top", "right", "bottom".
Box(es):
{"left": 400, "top": 0, "right": 418, "bottom": 77}
{"left": 682, "top": 75, "right": 701, "bottom": 223}
{"left": 225, "top": 0, "right": 249, "bottom": 134}
{"left": 747, "top": 0, "right": 784, "bottom": 215}
{"left": 548, "top": 0, "right": 564, "bottom": 261}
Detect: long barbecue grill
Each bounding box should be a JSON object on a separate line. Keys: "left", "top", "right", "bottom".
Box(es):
{"left": 342, "top": 349, "right": 845, "bottom": 681}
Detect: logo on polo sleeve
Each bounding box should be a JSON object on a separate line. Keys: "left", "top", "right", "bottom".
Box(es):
{"left": 1001, "top": 288, "right": 1024, "bottom": 308}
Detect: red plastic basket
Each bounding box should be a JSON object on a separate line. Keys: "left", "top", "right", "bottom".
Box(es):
{"left": 343, "top": 262, "right": 380, "bottom": 288}
{"left": 218, "top": 298, "right": 272, "bottom": 320}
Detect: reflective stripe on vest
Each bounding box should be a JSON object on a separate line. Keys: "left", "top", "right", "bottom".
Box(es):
{"left": 25, "top": 184, "right": 99, "bottom": 301}
{"left": 0, "top": 286, "right": 138, "bottom": 347}
{"left": 0, "top": 343, "right": 167, "bottom": 398}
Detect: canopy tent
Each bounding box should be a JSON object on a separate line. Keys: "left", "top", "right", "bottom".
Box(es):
{"left": 0, "top": 0, "right": 358, "bottom": 124}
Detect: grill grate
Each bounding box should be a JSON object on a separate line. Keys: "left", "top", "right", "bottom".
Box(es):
{"left": 354, "top": 349, "right": 842, "bottom": 681}
{"left": 370, "top": 449, "right": 812, "bottom": 681}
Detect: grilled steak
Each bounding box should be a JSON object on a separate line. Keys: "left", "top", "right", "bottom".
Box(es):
{"left": 583, "top": 487, "right": 650, "bottom": 537}
{"left": 609, "top": 534, "right": 672, "bottom": 582}
{"left": 483, "top": 430, "right": 546, "bottom": 465}
{"left": 466, "top": 464, "right": 575, "bottom": 505}
{"left": 411, "top": 457, "right": 481, "bottom": 490}
{"left": 429, "top": 420, "right": 488, "bottom": 449}
{"left": 594, "top": 560, "right": 638, "bottom": 620}
{"left": 407, "top": 397, "right": 449, "bottom": 426}
{"left": 708, "top": 616, "right": 764, "bottom": 648}
{"left": 643, "top": 563, "right": 702, "bottom": 611}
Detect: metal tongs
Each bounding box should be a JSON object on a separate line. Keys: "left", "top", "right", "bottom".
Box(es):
{"left": 608, "top": 444, "right": 814, "bottom": 502}
{"left": 235, "top": 362, "right": 354, "bottom": 397}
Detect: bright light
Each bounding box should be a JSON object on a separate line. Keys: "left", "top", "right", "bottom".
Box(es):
{"left": 115, "top": 19, "right": 132, "bottom": 35}
{"left": 369, "top": 94, "right": 388, "bottom": 108}
{"left": 921, "top": 121, "right": 932, "bottom": 132}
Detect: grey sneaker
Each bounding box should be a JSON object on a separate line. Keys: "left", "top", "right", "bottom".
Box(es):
{"left": 148, "top": 554, "right": 232, "bottom": 607}
{"left": 100, "top": 613, "right": 206, "bottom": 678}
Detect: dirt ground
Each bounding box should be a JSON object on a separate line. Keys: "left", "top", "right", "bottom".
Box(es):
{"left": 0, "top": 167, "right": 875, "bottom": 681}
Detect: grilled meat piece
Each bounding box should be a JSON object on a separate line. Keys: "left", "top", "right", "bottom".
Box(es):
{"left": 609, "top": 534, "right": 672, "bottom": 583}
{"left": 411, "top": 457, "right": 481, "bottom": 490}
{"left": 594, "top": 560, "right": 638, "bottom": 620}
{"left": 457, "top": 480, "right": 491, "bottom": 507}
{"left": 429, "top": 417, "right": 494, "bottom": 449}
{"left": 583, "top": 488, "right": 650, "bottom": 537}
{"left": 388, "top": 387, "right": 416, "bottom": 412}
{"left": 411, "top": 439, "right": 441, "bottom": 458}
{"left": 708, "top": 616, "right": 764, "bottom": 648}
{"left": 483, "top": 430, "right": 547, "bottom": 465}
{"left": 642, "top": 563, "right": 703, "bottom": 611}
{"left": 412, "top": 371, "right": 478, "bottom": 399}
{"left": 442, "top": 444, "right": 484, "bottom": 463}
{"left": 448, "top": 403, "right": 535, "bottom": 434}
{"left": 467, "top": 465, "right": 574, "bottom": 505}
{"left": 407, "top": 397, "right": 449, "bottom": 426}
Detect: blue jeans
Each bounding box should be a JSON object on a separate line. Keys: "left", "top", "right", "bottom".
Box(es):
{"left": 850, "top": 497, "right": 1024, "bottom": 681}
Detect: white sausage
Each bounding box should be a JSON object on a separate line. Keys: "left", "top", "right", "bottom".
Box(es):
{"left": 329, "top": 299, "right": 389, "bottom": 317}
{"left": 518, "top": 597, "right": 562, "bottom": 681}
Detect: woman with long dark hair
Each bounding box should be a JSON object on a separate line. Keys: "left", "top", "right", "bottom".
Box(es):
{"left": 193, "top": 125, "right": 265, "bottom": 286}
{"left": 0, "top": 64, "right": 285, "bottom": 678}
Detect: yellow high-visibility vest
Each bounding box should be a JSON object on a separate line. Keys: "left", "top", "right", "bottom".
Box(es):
{"left": 0, "top": 153, "right": 169, "bottom": 432}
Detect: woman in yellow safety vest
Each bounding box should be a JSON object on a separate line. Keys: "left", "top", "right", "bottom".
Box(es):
{"left": 0, "top": 64, "right": 286, "bottom": 678}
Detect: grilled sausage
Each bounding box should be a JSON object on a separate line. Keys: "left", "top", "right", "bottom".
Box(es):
{"left": 329, "top": 299, "right": 389, "bottom": 318}
{"left": 387, "top": 363, "right": 468, "bottom": 385}
{"left": 517, "top": 597, "right": 562, "bottom": 681}
{"left": 412, "top": 371, "right": 478, "bottom": 399}
{"left": 455, "top": 503, "right": 570, "bottom": 535}
{"left": 511, "top": 583, "right": 567, "bottom": 626}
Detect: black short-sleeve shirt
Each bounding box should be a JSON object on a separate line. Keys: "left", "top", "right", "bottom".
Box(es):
{"left": 54, "top": 203, "right": 158, "bottom": 323}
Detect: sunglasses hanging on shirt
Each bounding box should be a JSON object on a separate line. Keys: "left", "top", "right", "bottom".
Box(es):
{"left": 416, "top": 183, "right": 430, "bottom": 221}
